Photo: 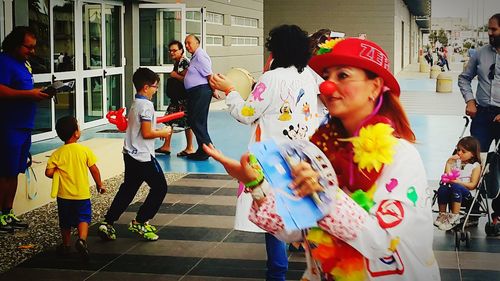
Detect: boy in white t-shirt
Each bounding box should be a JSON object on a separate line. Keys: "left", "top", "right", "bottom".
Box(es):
{"left": 98, "top": 67, "right": 171, "bottom": 241}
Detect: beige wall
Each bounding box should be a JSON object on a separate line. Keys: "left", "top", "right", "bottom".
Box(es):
{"left": 264, "top": 0, "right": 431, "bottom": 74}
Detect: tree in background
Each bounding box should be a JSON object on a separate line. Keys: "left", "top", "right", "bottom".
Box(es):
{"left": 437, "top": 29, "right": 449, "bottom": 46}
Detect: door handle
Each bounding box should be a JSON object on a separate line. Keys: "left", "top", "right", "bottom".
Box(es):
{"left": 103, "top": 70, "right": 107, "bottom": 79}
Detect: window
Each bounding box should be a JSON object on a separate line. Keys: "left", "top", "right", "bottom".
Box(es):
{"left": 206, "top": 35, "right": 223, "bottom": 46}
{"left": 206, "top": 12, "right": 223, "bottom": 25}
{"left": 231, "top": 16, "right": 258, "bottom": 28}
{"left": 231, "top": 36, "right": 258, "bottom": 46}
{"left": 186, "top": 11, "right": 201, "bottom": 22}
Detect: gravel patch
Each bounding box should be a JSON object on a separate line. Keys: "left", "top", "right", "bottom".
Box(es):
{"left": 0, "top": 172, "right": 186, "bottom": 273}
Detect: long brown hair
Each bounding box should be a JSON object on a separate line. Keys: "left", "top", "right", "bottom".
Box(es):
{"left": 378, "top": 93, "right": 416, "bottom": 143}
{"left": 365, "top": 70, "right": 416, "bottom": 143}
{"left": 457, "top": 136, "right": 482, "bottom": 164}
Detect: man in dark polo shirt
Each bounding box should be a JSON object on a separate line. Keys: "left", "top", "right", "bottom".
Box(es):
{"left": 184, "top": 34, "right": 214, "bottom": 161}
{"left": 0, "top": 26, "right": 49, "bottom": 233}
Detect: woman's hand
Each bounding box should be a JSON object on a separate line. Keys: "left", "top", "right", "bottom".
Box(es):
{"left": 203, "top": 144, "right": 260, "bottom": 184}
{"left": 289, "top": 161, "right": 323, "bottom": 197}
{"left": 209, "top": 73, "right": 235, "bottom": 93}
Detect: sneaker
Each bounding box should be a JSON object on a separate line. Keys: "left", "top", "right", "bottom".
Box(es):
{"left": 439, "top": 214, "right": 461, "bottom": 231}
{"left": 97, "top": 222, "right": 116, "bottom": 241}
{"left": 434, "top": 213, "right": 447, "bottom": 228}
{"left": 128, "top": 221, "right": 159, "bottom": 241}
{"left": 0, "top": 215, "right": 14, "bottom": 234}
{"left": 75, "top": 239, "right": 90, "bottom": 262}
{"left": 56, "top": 243, "right": 71, "bottom": 257}
{"left": 4, "top": 211, "right": 28, "bottom": 229}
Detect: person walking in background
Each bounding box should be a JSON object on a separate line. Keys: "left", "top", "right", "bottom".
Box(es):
{"left": 424, "top": 47, "right": 434, "bottom": 66}
{"left": 45, "top": 116, "right": 105, "bottom": 261}
{"left": 98, "top": 68, "right": 170, "bottom": 242}
{"left": 210, "top": 24, "right": 322, "bottom": 281}
{"left": 458, "top": 13, "right": 500, "bottom": 153}
{"left": 467, "top": 45, "right": 477, "bottom": 59}
{"left": 183, "top": 34, "right": 214, "bottom": 161}
{"left": 0, "top": 26, "right": 50, "bottom": 233}
{"left": 156, "top": 40, "right": 195, "bottom": 157}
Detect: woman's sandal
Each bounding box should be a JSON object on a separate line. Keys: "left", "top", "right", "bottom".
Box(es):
{"left": 155, "top": 148, "right": 171, "bottom": 155}
{"left": 177, "top": 150, "right": 193, "bottom": 157}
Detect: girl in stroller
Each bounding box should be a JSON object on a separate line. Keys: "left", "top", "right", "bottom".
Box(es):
{"left": 435, "top": 136, "right": 482, "bottom": 231}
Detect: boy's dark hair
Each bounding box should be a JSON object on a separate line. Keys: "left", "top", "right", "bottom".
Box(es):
{"left": 133, "top": 67, "right": 160, "bottom": 92}
{"left": 265, "top": 24, "right": 311, "bottom": 73}
{"left": 56, "top": 116, "right": 78, "bottom": 142}
{"left": 1, "top": 26, "right": 37, "bottom": 53}
{"left": 458, "top": 136, "right": 482, "bottom": 165}
{"left": 168, "top": 40, "right": 184, "bottom": 54}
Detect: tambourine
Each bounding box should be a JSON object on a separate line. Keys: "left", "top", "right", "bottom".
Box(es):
{"left": 225, "top": 68, "right": 254, "bottom": 100}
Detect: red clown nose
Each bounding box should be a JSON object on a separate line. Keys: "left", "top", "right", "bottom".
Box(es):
{"left": 319, "top": 80, "right": 337, "bottom": 97}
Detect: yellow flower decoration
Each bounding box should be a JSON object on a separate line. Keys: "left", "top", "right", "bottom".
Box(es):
{"left": 345, "top": 123, "right": 397, "bottom": 172}
{"left": 306, "top": 227, "right": 333, "bottom": 246}
{"left": 317, "top": 38, "right": 344, "bottom": 55}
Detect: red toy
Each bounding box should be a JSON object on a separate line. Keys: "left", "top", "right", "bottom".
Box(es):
{"left": 106, "top": 108, "right": 185, "bottom": 132}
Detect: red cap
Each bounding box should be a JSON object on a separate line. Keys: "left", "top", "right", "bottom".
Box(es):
{"left": 309, "top": 38, "right": 400, "bottom": 96}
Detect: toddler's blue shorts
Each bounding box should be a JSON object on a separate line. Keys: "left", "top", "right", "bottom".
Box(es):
{"left": 57, "top": 198, "right": 92, "bottom": 229}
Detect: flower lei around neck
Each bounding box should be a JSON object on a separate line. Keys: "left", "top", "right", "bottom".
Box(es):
{"left": 306, "top": 110, "right": 398, "bottom": 281}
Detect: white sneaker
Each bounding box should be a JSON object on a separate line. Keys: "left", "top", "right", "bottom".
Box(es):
{"left": 434, "top": 213, "right": 447, "bottom": 228}
{"left": 439, "top": 214, "right": 461, "bottom": 231}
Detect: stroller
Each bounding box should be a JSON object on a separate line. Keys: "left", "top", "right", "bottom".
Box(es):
{"left": 432, "top": 117, "right": 500, "bottom": 248}
{"left": 482, "top": 141, "right": 500, "bottom": 236}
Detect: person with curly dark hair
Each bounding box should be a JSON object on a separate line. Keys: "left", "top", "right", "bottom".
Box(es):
{"left": 0, "top": 26, "right": 50, "bottom": 233}
{"left": 210, "top": 24, "right": 323, "bottom": 281}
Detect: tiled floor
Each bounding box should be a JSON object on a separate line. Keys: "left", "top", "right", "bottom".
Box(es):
{"left": 1, "top": 62, "right": 500, "bottom": 280}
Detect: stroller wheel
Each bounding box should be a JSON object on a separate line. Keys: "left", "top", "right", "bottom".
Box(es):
{"left": 455, "top": 231, "right": 461, "bottom": 249}
{"left": 495, "top": 224, "right": 500, "bottom": 236}
{"left": 485, "top": 223, "right": 496, "bottom": 236}
{"left": 465, "top": 231, "right": 471, "bottom": 248}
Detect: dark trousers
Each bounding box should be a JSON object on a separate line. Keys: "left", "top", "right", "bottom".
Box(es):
{"left": 104, "top": 154, "right": 168, "bottom": 224}
{"left": 471, "top": 105, "right": 500, "bottom": 152}
{"left": 186, "top": 84, "right": 213, "bottom": 154}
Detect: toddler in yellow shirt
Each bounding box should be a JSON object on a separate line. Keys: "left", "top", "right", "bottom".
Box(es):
{"left": 45, "top": 116, "right": 105, "bottom": 262}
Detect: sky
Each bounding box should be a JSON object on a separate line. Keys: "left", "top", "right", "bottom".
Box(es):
{"left": 432, "top": 0, "right": 500, "bottom": 27}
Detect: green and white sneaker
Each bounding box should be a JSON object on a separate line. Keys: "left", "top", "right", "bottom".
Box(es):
{"left": 4, "top": 210, "right": 28, "bottom": 229}
{"left": 128, "top": 221, "right": 159, "bottom": 241}
{"left": 97, "top": 222, "right": 116, "bottom": 241}
{"left": 0, "top": 214, "right": 14, "bottom": 234}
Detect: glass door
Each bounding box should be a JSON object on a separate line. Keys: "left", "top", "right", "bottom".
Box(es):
{"left": 103, "top": 4, "right": 124, "bottom": 112}
{"left": 80, "top": 1, "right": 124, "bottom": 129}
{"left": 52, "top": 0, "right": 77, "bottom": 136}
{"left": 138, "top": 3, "right": 186, "bottom": 111}
{"left": 81, "top": 1, "right": 104, "bottom": 126}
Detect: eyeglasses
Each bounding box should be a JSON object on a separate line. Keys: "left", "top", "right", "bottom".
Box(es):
{"left": 149, "top": 84, "right": 159, "bottom": 89}
{"left": 169, "top": 49, "right": 180, "bottom": 53}
{"left": 22, "top": 44, "right": 36, "bottom": 51}
{"left": 489, "top": 63, "right": 496, "bottom": 80}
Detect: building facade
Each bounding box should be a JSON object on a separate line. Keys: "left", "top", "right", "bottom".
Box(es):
{"left": 0, "top": 0, "right": 264, "bottom": 142}
{"left": 264, "top": 0, "right": 430, "bottom": 73}
{"left": 1, "top": 0, "right": 430, "bottom": 142}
